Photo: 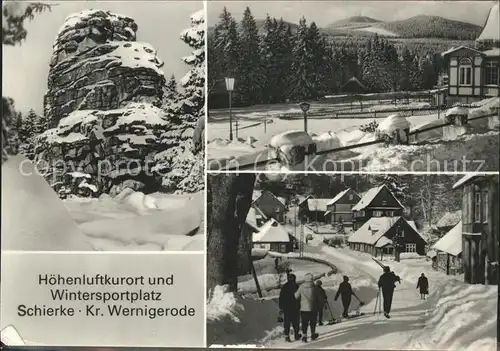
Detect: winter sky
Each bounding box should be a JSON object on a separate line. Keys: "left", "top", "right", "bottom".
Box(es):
{"left": 2, "top": 1, "right": 203, "bottom": 114}
{"left": 208, "top": 1, "right": 494, "bottom": 27}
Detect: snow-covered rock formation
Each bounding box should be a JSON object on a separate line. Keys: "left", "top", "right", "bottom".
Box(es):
{"left": 34, "top": 9, "right": 204, "bottom": 197}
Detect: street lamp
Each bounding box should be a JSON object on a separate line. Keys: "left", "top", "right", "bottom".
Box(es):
{"left": 225, "top": 77, "right": 235, "bottom": 141}
{"left": 299, "top": 101, "right": 311, "bottom": 133}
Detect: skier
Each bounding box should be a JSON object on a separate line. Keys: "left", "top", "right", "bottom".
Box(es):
{"left": 378, "top": 266, "right": 401, "bottom": 319}
{"left": 294, "top": 273, "right": 320, "bottom": 342}
{"left": 416, "top": 273, "right": 429, "bottom": 300}
{"left": 334, "top": 275, "right": 361, "bottom": 318}
{"left": 314, "top": 280, "right": 328, "bottom": 325}
{"left": 279, "top": 274, "right": 301, "bottom": 342}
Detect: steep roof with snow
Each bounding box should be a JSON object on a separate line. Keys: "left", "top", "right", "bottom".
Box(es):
{"left": 253, "top": 219, "right": 290, "bottom": 243}
{"left": 348, "top": 217, "right": 401, "bottom": 245}
{"left": 246, "top": 208, "right": 259, "bottom": 232}
{"left": 307, "top": 198, "right": 331, "bottom": 212}
{"left": 351, "top": 185, "right": 403, "bottom": 212}
{"left": 432, "top": 222, "right": 462, "bottom": 256}
{"left": 452, "top": 174, "right": 482, "bottom": 189}
{"left": 436, "top": 210, "right": 462, "bottom": 229}
{"left": 253, "top": 190, "right": 286, "bottom": 207}
{"left": 348, "top": 216, "right": 426, "bottom": 245}
{"left": 477, "top": 2, "right": 499, "bottom": 42}
{"left": 327, "top": 188, "right": 353, "bottom": 206}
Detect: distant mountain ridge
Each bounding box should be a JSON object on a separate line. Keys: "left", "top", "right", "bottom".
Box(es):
{"left": 209, "top": 13, "right": 483, "bottom": 40}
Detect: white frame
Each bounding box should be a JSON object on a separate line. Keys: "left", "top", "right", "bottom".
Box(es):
{"left": 405, "top": 243, "right": 416, "bottom": 253}
{"left": 458, "top": 58, "right": 472, "bottom": 86}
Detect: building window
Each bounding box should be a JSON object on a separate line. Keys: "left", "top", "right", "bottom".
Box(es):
{"left": 280, "top": 244, "right": 287, "bottom": 253}
{"left": 405, "top": 243, "right": 416, "bottom": 253}
{"left": 373, "top": 211, "right": 383, "bottom": 217}
{"left": 386, "top": 211, "right": 394, "bottom": 216}
{"left": 474, "top": 191, "right": 481, "bottom": 223}
{"left": 483, "top": 191, "right": 489, "bottom": 222}
{"left": 349, "top": 194, "right": 353, "bottom": 200}
{"left": 459, "top": 58, "right": 472, "bottom": 86}
{"left": 401, "top": 229, "right": 405, "bottom": 238}
{"left": 355, "top": 210, "right": 365, "bottom": 217}
{"left": 485, "top": 62, "right": 499, "bottom": 85}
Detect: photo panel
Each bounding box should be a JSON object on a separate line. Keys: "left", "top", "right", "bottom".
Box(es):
{"left": 1, "top": 0, "right": 206, "bottom": 347}
{"left": 2, "top": 0, "right": 206, "bottom": 252}
{"left": 206, "top": 1, "right": 499, "bottom": 172}
{"left": 206, "top": 172, "right": 498, "bottom": 348}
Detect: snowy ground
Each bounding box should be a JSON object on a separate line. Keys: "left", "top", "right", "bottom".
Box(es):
{"left": 207, "top": 237, "right": 497, "bottom": 349}
{"left": 207, "top": 98, "right": 499, "bottom": 172}
{"left": 63, "top": 191, "right": 204, "bottom": 251}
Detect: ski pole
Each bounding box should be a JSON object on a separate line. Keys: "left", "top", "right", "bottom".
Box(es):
{"left": 373, "top": 288, "right": 380, "bottom": 315}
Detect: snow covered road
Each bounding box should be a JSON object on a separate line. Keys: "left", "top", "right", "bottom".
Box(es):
{"left": 270, "top": 243, "right": 427, "bottom": 349}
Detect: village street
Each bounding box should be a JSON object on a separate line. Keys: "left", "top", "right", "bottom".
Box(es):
{"left": 268, "top": 238, "right": 427, "bottom": 349}
{"left": 265, "top": 235, "right": 497, "bottom": 350}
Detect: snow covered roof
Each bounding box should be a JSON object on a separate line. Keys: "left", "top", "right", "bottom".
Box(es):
{"left": 351, "top": 185, "right": 403, "bottom": 212}
{"left": 477, "top": 2, "right": 499, "bottom": 41}
{"left": 407, "top": 220, "right": 418, "bottom": 232}
{"left": 375, "top": 236, "right": 393, "bottom": 248}
{"left": 298, "top": 195, "right": 313, "bottom": 206}
{"left": 432, "top": 222, "right": 462, "bottom": 256}
{"left": 441, "top": 46, "right": 485, "bottom": 57}
{"left": 253, "top": 190, "right": 286, "bottom": 207}
{"left": 348, "top": 217, "right": 401, "bottom": 245}
{"left": 348, "top": 216, "right": 425, "bottom": 245}
{"left": 253, "top": 219, "right": 290, "bottom": 243}
{"left": 246, "top": 208, "right": 260, "bottom": 232}
{"left": 252, "top": 190, "right": 262, "bottom": 201}
{"left": 483, "top": 48, "right": 500, "bottom": 57}
{"left": 307, "top": 199, "right": 330, "bottom": 212}
{"left": 327, "top": 188, "right": 352, "bottom": 206}
{"left": 436, "top": 210, "right": 462, "bottom": 228}
{"left": 452, "top": 174, "right": 481, "bottom": 189}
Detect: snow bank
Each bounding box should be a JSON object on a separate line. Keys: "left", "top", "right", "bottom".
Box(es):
{"left": 376, "top": 113, "right": 410, "bottom": 134}
{"left": 313, "top": 132, "right": 343, "bottom": 153}
{"left": 63, "top": 191, "right": 203, "bottom": 251}
{"left": 408, "top": 281, "right": 497, "bottom": 350}
{"left": 207, "top": 286, "right": 282, "bottom": 346}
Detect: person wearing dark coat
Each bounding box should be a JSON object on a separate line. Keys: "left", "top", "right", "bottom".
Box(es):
{"left": 314, "top": 280, "right": 328, "bottom": 325}
{"left": 416, "top": 273, "right": 429, "bottom": 300}
{"left": 279, "top": 274, "right": 301, "bottom": 342}
{"left": 334, "top": 275, "right": 360, "bottom": 318}
{"left": 378, "top": 266, "right": 401, "bottom": 318}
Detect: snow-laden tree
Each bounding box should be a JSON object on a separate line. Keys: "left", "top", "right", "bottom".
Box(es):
{"left": 156, "top": 9, "right": 205, "bottom": 194}
{"left": 179, "top": 9, "right": 205, "bottom": 125}
{"left": 19, "top": 109, "right": 41, "bottom": 160}
{"left": 2, "top": 2, "right": 51, "bottom": 163}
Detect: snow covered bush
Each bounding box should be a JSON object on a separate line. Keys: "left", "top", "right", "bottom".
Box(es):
{"left": 359, "top": 121, "right": 379, "bottom": 133}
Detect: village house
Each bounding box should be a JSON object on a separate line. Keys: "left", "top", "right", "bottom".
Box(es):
{"left": 324, "top": 188, "right": 361, "bottom": 228}
{"left": 351, "top": 185, "right": 404, "bottom": 231}
{"left": 453, "top": 174, "right": 499, "bottom": 285}
{"left": 431, "top": 221, "right": 463, "bottom": 276}
{"left": 252, "top": 190, "right": 287, "bottom": 223}
{"left": 348, "top": 216, "right": 427, "bottom": 258}
{"left": 441, "top": 2, "right": 499, "bottom": 105}
{"left": 298, "top": 197, "right": 331, "bottom": 223}
{"left": 252, "top": 218, "right": 295, "bottom": 254}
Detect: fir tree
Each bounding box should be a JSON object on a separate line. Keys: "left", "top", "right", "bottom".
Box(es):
{"left": 238, "top": 7, "right": 262, "bottom": 105}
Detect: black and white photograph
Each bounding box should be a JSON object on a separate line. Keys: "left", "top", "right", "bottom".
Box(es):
{"left": 206, "top": 1, "right": 499, "bottom": 172}
{"left": 2, "top": 1, "right": 206, "bottom": 251}
{"left": 206, "top": 172, "right": 499, "bottom": 348}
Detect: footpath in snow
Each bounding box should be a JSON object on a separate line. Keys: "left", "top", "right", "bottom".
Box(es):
{"left": 207, "top": 239, "right": 497, "bottom": 350}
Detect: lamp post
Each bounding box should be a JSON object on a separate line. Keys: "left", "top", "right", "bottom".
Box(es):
{"left": 225, "top": 77, "right": 235, "bottom": 141}
{"left": 299, "top": 101, "right": 311, "bottom": 133}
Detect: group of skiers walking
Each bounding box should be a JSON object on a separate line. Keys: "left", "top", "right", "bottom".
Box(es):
{"left": 278, "top": 273, "right": 362, "bottom": 343}
{"left": 279, "top": 267, "right": 430, "bottom": 342}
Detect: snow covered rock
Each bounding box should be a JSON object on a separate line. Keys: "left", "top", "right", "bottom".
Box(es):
{"left": 44, "top": 9, "right": 165, "bottom": 127}
{"left": 269, "top": 131, "right": 316, "bottom": 167}
{"left": 375, "top": 113, "right": 411, "bottom": 144}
